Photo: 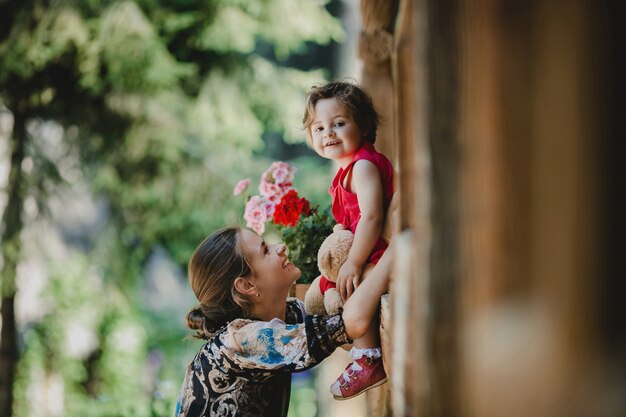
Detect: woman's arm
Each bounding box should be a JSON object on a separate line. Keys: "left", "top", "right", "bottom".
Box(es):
{"left": 341, "top": 239, "right": 393, "bottom": 341}
{"left": 223, "top": 314, "right": 350, "bottom": 375}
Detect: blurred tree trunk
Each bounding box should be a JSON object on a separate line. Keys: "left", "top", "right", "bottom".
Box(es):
{"left": 0, "top": 113, "right": 25, "bottom": 417}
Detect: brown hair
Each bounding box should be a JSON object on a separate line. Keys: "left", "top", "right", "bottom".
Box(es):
{"left": 302, "top": 81, "right": 381, "bottom": 145}
{"left": 185, "top": 226, "right": 253, "bottom": 339}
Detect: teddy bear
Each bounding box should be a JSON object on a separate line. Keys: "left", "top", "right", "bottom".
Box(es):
{"left": 303, "top": 228, "right": 354, "bottom": 315}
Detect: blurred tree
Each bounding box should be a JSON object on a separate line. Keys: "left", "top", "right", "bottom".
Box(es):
{"left": 0, "top": 1, "right": 342, "bottom": 416}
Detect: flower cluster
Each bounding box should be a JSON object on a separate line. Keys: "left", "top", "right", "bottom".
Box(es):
{"left": 273, "top": 190, "right": 311, "bottom": 227}
{"left": 233, "top": 161, "right": 334, "bottom": 283}
{"left": 238, "top": 161, "right": 298, "bottom": 235}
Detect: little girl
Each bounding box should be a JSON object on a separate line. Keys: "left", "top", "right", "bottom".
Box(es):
{"left": 303, "top": 81, "right": 394, "bottom": 400}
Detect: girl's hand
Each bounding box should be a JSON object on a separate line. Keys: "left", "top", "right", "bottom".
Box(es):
{"left": 336, "top": 259, "right": 363, "bottom": 300}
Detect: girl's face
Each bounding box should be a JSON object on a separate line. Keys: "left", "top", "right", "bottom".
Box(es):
{"left": 237, "top": 229, "right": 301, "bottom": 294}
{"left": 309, "top": 98, "right": 365, "bottom": 168}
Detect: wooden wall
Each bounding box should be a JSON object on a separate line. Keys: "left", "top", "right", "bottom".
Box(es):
{"left": 363, "top": 0, "right": 625, "bottom": 415}
{"left": 457, "top": 1, "right": 625, "bottom": 416}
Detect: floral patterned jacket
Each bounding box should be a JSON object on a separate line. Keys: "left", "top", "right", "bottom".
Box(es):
{"left": 174, "top": 298, "right": 349, "bottom": 417}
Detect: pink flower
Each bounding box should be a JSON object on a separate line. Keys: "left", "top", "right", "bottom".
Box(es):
{"left": 244, "top": 196, "right": 268, "bottom": 235}
{"left": 262, "top": 200, "right": 276, "bottom": 218}
{"left": 270, "top": 161, "right": 296, "bottom": 185}
{"left": 259, "top": 180, "right": 285, "bottom": 199}
{"left": 248, "top": 220, "right": 265, "bottom": 236}
{"left": 233, "top": 178, "right": 251, "bottom": 196}
{"left": 261, "top": 161, "right": 296, "bottom": 186}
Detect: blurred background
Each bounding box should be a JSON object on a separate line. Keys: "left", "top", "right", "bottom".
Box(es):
{"left": 0, "top": 1, "right": 365, "bottom": 416}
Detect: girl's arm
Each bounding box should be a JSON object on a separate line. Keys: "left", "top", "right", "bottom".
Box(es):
{"left": 336, "top": 159, "right": 384, "bottom": 299}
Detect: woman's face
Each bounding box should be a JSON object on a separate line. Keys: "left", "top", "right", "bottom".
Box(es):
{"left": 237, "top": 229, "right": 301, "bottom": 294}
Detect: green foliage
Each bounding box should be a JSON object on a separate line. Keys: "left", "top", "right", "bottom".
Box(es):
{"left": 287, "top": 372, "right": 318, "bottom": 417}
{"left": 195, "top": 0, "right": 343, "bottom": 59}
{"left": 279, "top": 206, "right": 335, "bottom": 284}
{"left": 84, "top": 1, "right": 193, "bottom": 94}
{"left": 289, "top": 155, "right": 334, "bottom": 206}
{"left": 14, "top": 254, "right": 149, "bottom": 417}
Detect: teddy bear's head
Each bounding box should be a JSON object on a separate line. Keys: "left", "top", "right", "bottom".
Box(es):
{"left": 317, "top": 229, "right": 354, "bottom": 282}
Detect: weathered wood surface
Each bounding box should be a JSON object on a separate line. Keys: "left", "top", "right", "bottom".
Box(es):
{"left": 458, "top": 1, "right": 624, "bottom": 417}
{"left": 359, "top": 0, "right": 398, "bottom": 164}
{"left": 390, "top": 0, "right": 430, "bottom": 415}
{"left": 364, "top": 0, "right": 624, "bottom": 416}
{"left": 367, "top": 293, "right": 393, "bottom": 417}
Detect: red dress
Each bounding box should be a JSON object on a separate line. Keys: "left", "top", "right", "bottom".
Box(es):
{"left": 319, "top": 143, "right": 395, "bottom": 294}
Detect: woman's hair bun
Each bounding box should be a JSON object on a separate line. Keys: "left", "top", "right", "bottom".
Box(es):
{"left": 186, "top": 306, "right": 212, "bottom": 340}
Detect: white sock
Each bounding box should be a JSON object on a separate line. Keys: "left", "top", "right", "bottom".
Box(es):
{"left": 350, "top": 347, "right": 382, "bottom": 360}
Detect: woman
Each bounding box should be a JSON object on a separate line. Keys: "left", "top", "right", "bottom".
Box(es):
{"left": 175, "top": 226, "right": 392, "bottom": 417}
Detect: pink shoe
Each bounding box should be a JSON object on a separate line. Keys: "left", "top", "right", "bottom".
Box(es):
{"left": 330, "top": 356, "right": 388, "bottom": 400}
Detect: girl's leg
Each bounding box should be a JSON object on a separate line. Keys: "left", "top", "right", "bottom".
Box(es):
{"left": 350, "top": 320, "right": 382, "bottom": 356}
{"left": 330, "top": 264, "right": 387, "bottom": 400}
{"left": 346, "top": 263, "right": 380, "bottom": 349}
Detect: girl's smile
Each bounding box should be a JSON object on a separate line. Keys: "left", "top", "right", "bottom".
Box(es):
{"left": 310, "top": 98, "right": 365, "bottom": 168}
